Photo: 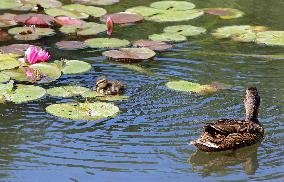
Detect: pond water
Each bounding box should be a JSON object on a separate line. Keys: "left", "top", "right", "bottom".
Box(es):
{"left": 0, "top": 0, "right": 283, "bottom": 181}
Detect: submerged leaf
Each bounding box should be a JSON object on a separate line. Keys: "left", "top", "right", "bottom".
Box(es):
{"left": 46, "top": 102, "right": 120, "bottom": 120}
{"left": 85, "top": 38, "right": 130, "bottom": 48}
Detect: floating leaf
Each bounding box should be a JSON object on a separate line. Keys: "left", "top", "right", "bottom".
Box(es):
{"left": 14, "top": 14, "right": 54, "bottom": 26}
{"left": 0, "top": 29, "right": 11, "bottom": 41}
{"left": 54, "top": 16, "right": 84, "bottom": 26}
{"left": 0, "top": 0, "right": 22, "bottom": 10}
{"left": 46, "top": 102, "right": 120, "bottom": 120}
{"left": 60, "top": 22, "right": 107, "bottom": 36}
{"left": 15, "top": 0, "right": 62, "bottom": 10}
{"left": 85, "top": 38, "right": 130, "bottom": 48}
{"left": 71, "top": 0, "right": 119, "bottom": 6}
{"left": 103, "top": 48, "right": 156, "bottom": 62}
{"left": 0, "top": 80, "right": 13, "bottom": 95}
{"left": 8, "top": 26, "right": 55, "bottom": 40}
{"left": 45, "top": 8, "right": 89, "bottom": 19}
{"left": 100, "top": 12, "right": 143, "bottom": 24}
{"left": 147, "top": 9, "right": 203, "bottom": 22}
{"left": 0, "top": 44, "right": 38, "bottom": 55}
{"left": 149, "top": 33, "right": 186, "bottom": 42}
{"left": 6, "top": 84, "right": 46, "bottom": 103}
{"left": 0, "top": 72, "right": 10, "bottom": 83}
{"left": 47, "top": 86, "right": 90, "bottom": 97}
{"left": 62, "top": 4, "right": 107, "bottom": 18}
{"left": 204, "top": 8, "right": 244, "bottom": 19}
{"left": 212, "top": 25, "right": 253, "bottom": 39}
{"left": 0, "top": 13, "right": 17, "bottom": 27}
{"left": 133, "top": 40, "right": 172, "bottom": 51}
{"left": 30, "top": 63, "right": 62, "bottom": 82}
{"left": 0, "top": 54, "right": 21, "bottom": 71}
{"left": 61, "top": 60, "right": 92, "bottom": 74}
{"left": 256, "top": 31, "right": 284, "bottom": 46}
{"left": 163, "top": 25, "right": 206, "bottom": 36}
{"left": 126, "top": 6, "right": 163, "bottom": 17}
{"left": 150, "top": 1, "right": 195, "bottom": 11}
{"left": 56, "top": 41, "right": 87, "bottom": 50}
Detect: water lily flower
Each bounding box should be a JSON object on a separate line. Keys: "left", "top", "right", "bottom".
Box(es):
{"left": 21, "top": 46, "right": 50, "bottom": 65}
{"left": 106, "top": 17, "right": 113, "bottom": 37}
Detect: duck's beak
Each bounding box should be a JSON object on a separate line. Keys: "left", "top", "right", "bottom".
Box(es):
{"left": 106, "top": 17, "right": 113, "bottom": 37}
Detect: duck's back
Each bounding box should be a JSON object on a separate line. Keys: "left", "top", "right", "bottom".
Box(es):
{"left": 191, "top": 119, "right": 264, "bottom": 152}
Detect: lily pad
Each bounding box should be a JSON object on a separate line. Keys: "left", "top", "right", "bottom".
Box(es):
{"left": 100, "top": 12, "right": 143, "bottom": 24}
{"left": 147, "top": 9, "right": 204, "bottom": 22}
{"left": 204, "top": 8, "right": 244, "bottom": 19}
{"left": 45, "top": 8, "right": 89, "bottom": 19}
{"left": 60, "top": 60, "right": 92, "bottom": 74}
{"left": 0, "top": 0, "right": 22, "bottom": 10}
{"left": 16, "top": 0, "right": 62, "bottom": 10}
{"left": 150, "top": 1, "right": 195, "bottom": 11}
{"left": 46, "top": 102, "right": 120, "bottom": 120}
{"left": 0, "top": 29, "right": 11, "bottom": 41}
{"left": 0, "top": 73, "right": 10, "bottom": 83}
{"left": 256, "top": 31, "right": 284, "bottom": 46}
{"left": 30, "top": 63, "right": 62, "bottom": 82}
{"left": 63, "top": 4, "right": 107, "bottom": 18}
{"left": 212, "top": 25, "right": 253, "bottom": 39}
{"left": 133, "top": 40, "right": 172, "bottom": 51}
{"left": 85, "top": 38, "right": 130, "bottom": 48}
{"left": 6, "top": 84, "right": 46, "bottom": 103}
{"left": 71, "top": 0, "right": 119, "bottom": 6}
{"left": 126, "top": 6, "right": 163, "bottom": 17}
{"left": 0, "top": 13, "right": 17, "bottom": 27}
{"left": 103, "top": 48, "right": 156, "bottom": 62}
{"left": 47, "top": 86, "right": 90, "bottom": 97}
{"left": 60, "top": 22, "right": 107, "bottom": 36}
{"left": 14, "top": 13, "right": 54, "bottom": 26}
{"left": 54, "top": 16, "right": 84, "bottom": 26}
{"left": 8, "top": 26, "right": 55, "bottom": 40}
{"left": 163, "top": 25, "right": 206, "bottom": 36}
{"left": 56, "top": 41, "right": 87, "bottom": 50}
{"left": 0, "top": 80, "right": 13, "bottom": 95}
{"left": 149, "top": 33, "right": 186, "bottom": 42}
{"left": 0, "top": 44, "right": 38, "bottom": 55}
{"left": 0, "top": 54, "right": 21, "bottom": 71}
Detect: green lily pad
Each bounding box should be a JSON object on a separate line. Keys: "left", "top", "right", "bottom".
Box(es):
{"left": 133, "top": 40, "right": 172, "bottom": 51}
{"left": 0, "top": 80, "right": 13, "bottom": 95}
{"left": 0, "top": 0, "right": 22, "bottom": 10}
{"left": 85, "top": 38, "right": 130, "bottom": 48}
{"left": 204, "top": 8, "right": 244, "bottom": 19}
{"left": 30, "top": 63, "right": 62, "bottom": 82}
{"left": 147, "top": 9, "right": 204, "bottom": 22}
{"left": 0, "top": 54, "right": 21, "bottom": 71}
{"left": 256, "top": 31, "right": 284, "bottom": 46}
{"left": 212, "top": 25, "right": 252, "bottom": 39}
{"left": 0, "top": 72, "right": 10, "bottom": 83}
{"left": 149, "top": 33, "right": 186, "bottom": 42}
{"left": 46, "top": 102, "right": 120, "bottom": 120}
{"left": 45, "top": 8, "right": 89, "bottom": 19}
{"left": 56, "top": 41, "right": 88, "bottom": 50}
{"left": 150, "top": 1, "right": 195, "bottom": 11}
{"left": 81, "top": 91, "right": 128, "bottom": 101}
{"left": 166, "top": 80, "right": 228, "bottom": 94}
{"left": 8, "top": 26, "right": 55, "bottom": 40}
{"left": 47, "top": 86, "right": 90, "bottom": 97}
{"left": 0, "top": 13, "right": 17, "bottom": 27}
{"left": 62, "top": 4, "right": 107, "bottom": 18}
{"left": 6, "top": 84, "right": 46, "bottom": 103}
{"left": 71, "top": 0, "right": 119, "bottom": 6}
{"left": 126, "top": 6, "right": 163, "bottom": 17}
{"left": 60, "top": 60, "right": 92, "bottom": 74}
{"left": 102, "top": 48, "right": 156, "bottom": 62}
{"left": 163, "top": 25, "right": 206, "bottom": 36}
{"left": 60, "top": 22, "right": 107, "bottom": 36}
{"left": 13, "top": 0, "right": 62, "bottom": 10}
{"left": 231, "top": 31, "right": 257, "bottom": 42}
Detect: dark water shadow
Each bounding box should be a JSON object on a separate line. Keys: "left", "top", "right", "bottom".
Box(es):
{"left": 188, "top": 143, "right": 261, "bottom": 177}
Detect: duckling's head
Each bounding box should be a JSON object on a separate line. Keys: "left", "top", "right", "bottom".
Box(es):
{"left": 244, "top": 87, "right": 260, "bottom": 122}
{"left": 96, "top": 76, "right": 108, "bottom": 89}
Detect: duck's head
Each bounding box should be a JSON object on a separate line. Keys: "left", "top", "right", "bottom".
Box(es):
{"left": 96, "top": 76, "right": 108, "bottom": 89}
{"left": 244, "top": 87, "right": 260, "bottom": 122}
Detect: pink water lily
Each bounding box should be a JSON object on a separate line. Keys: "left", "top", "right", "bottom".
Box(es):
{"left": 23, "top": 46, "right": 50, "bottom": 64}
{"left": 106, "top": 17, "right": 113, "bottom": 37}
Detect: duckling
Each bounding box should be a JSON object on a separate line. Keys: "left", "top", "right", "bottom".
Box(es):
{"left": 190, "top": 87, "right": 264, "bottom": 152}
{"left": 95, "top": 76, "right": 124, "bottom": 95}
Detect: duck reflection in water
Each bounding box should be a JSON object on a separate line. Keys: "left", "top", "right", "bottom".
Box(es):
{"left": 189, "top": 144, "right": 260, "bottom": 176}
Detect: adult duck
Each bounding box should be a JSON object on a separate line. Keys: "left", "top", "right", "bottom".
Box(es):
{"left": 190, "top": 87, "right": 264, "bottom": 152}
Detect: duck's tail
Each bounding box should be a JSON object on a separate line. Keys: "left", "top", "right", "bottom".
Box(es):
{"left": 189, "top": 139, "right": 219, "bottom": 149}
